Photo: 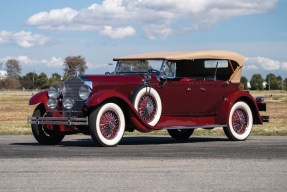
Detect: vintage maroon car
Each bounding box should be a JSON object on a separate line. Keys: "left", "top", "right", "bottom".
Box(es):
{"left": 28, "top": 50, "right": 268, "bottom": 146}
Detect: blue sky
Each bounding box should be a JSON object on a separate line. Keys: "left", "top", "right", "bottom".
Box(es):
{"left": 0, "top": 0, "right": 286, "bottom": 80}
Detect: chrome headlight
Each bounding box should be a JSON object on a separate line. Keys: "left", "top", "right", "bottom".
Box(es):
{"left": 79, "top": 85, "right": 91, "bottom": 100}
{"left": 48, "top": 85, "right": 61, "bottom": 99}
{"left": 63, "top": 98, "right": 74, "bottom": 110}
{"left": 47, "top": 99, "right": 57, "bottom": 109}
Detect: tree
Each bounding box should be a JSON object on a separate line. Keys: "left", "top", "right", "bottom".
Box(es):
{"left": 21, "top": 72, "right": 38, "bottom": 89}
{"left": 63, "top": 56, "right": 87, "bottom": 79}
{"left": 240, "top": 76, "right": 248, "bottom": 90}
{"left": 3, "top": 77, "right": 21, "bottom": 89}
{"left": 265, "top": 73, "right": 279, "bottom": 90}
{"left": 36, "top": 72, "right": 49, "bottom": 89}
{"left": 49, "top": 73, "right": 62, "bottom": 86}
{"left": 6, "top": 59, "right": 21, "bottom": 78}
{"left": 250, "top": 74, "right": 264, "bottom": 90}
{"left": 284, "top": 78, "right": 287, "bottom": 91}
{"left": 4, "top": 59, "right": 21, "bottom": 89}
{"left": 277, "top": 76, "right": 283, "bottom": 90}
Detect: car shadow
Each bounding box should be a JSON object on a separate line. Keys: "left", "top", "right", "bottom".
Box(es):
{"left": 120, "top": 136, "right": 228, "bottom": 145}
{"left": 10, "top": 136, "right": 228, "bottom": 147}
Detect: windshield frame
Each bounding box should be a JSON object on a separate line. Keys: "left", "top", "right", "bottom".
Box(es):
{"left": 115, "top": 60, "right": 163, "bottom": 74}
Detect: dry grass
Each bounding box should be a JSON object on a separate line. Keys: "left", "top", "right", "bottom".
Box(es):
{"left": 0, "top": 90, "right": 286, "bottom": 136}
{"left": 0, "top": 91, "right": 35, "bottom": 135}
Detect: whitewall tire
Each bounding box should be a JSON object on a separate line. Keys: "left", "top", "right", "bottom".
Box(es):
{"left": 224, "top": 101, "right": 253, "bottom": 141}
{"left": 89, "top": 103, "right": 125, "bottom": 147}
{"left": 133, "top": 87, "right": 162, "bottom": 126}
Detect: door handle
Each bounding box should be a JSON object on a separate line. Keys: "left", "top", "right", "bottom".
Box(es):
{"left": 187, "top": 88, "right": 192, "bottom": 92}
{"left": 200, "top": 87, "right": 206, "bottom": 92}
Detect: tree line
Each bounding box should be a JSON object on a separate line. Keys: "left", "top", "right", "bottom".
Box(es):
{"left": 241, "top": 74, "right": 287, "bottom": 90}
{"left": 0, "top": 56, "right": 87, "bottom": 90}
{"left": 1, "top": 56, "right": 286, "bottom": 90}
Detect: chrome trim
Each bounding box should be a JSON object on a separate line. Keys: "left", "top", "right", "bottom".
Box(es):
{"left": 28, "top": 116, "right": 88, "bottom": 126}
{"left": 46, "top": 110, "right": 82, "bottom": 113}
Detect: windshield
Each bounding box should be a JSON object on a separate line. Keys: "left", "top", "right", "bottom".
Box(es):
{"left": 115, "top": 60, "right": 162, "bottom": 73}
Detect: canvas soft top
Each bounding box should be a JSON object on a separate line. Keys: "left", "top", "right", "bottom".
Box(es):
{"left": 113, "top": 50, "right": 245, "bottom": 66}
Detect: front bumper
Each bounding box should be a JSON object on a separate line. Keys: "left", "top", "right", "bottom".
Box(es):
{"left": 28, "top": 116, "right": 89, "bottom": 126}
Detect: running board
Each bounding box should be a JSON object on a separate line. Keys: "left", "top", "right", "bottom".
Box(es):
{"left": 165, "top": 125, "right": 227, "bottom": 130}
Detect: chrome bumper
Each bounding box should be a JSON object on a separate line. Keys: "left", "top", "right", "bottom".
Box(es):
{"left": 28, "top": 116, "right": 89, "bottom": 126}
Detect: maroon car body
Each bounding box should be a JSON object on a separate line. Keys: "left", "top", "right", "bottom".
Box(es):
{"left": 28, "top": 50, "right": 268, "bottom": 146}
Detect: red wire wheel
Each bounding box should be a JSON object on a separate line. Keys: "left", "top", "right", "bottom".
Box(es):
{"left": 223, "top": 101, "right": 253, "bottom": 141}
{"left": 89, "top": 103, "right": 125, "bottom": 147}
{"left": 99, "top": 109, "right": 120, "bottom": 140}
{"left": 137, "top": 93, "right": 157, "bottom": 123}
{"left": 231, "top": 108, "right": 248, "bottom": 135}
{"left": 133, "top": 87, "right": 162, "bottom": 126}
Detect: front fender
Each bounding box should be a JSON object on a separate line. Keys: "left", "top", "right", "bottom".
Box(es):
{"left": 29, "top": 91, "right": 48, "bottom": 107}
{"left": 85, "top": 90, "right": 161, "bottom": 132}
{"left": 216, "top": 91, "right": 262, "bottom": 125}
{"left": 85, "top": 90, "right": 132, "bottom": 108}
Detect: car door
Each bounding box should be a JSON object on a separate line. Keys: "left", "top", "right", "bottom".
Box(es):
{"left": 194, "top": 80, "right": 227, "bottom": 115}
{"left": 157, "top": 80, "right": 191, "bottom": 116}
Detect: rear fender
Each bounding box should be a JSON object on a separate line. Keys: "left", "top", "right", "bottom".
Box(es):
{"left": 85, "top": 90, "right": 161, "bottom": 132}
{"left": 29, "top": 91, "right": 48, "bottom": 108}
{"left": 216, "top": 91, "right": 262, "bottom": 125}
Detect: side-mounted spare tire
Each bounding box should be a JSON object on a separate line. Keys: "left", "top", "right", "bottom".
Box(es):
{"left": 132, "top": 86, "right": 162, "bottom": 126}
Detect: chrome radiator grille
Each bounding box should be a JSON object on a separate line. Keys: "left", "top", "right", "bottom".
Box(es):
{"left": 63, "top": 76, "right": 85, "bottom": 112}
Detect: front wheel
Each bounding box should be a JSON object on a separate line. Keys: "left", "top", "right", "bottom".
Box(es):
{"left": 31, "top": 104, "right": 65, "bottom": 145}
{"left": 223, "top": 101, "right": 253, "bottom": 141}
{"left": 89, "top": 103, "right": 125, "bottom": 147}
{"left": 167, "top": 129, "right": 194, "bottom": 140}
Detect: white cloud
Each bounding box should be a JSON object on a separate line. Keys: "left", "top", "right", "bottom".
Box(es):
{"left": 27, "top": 8, "right": 78, "bottom": 30}
{"left": 282, "top": 62, "right": 287, "bottom": 71}
{"left": 26, "top": 0, "right": 277, "bottom": 39}
{"left": 99, "top": 26, "right": 136, "bottom": 39}
{"left": 143, "top": 24, "right": 172, "bottom": 39}
{"left": 246, "top": 57, "right": 287, "bottom": 71}
{"left": 41, "top": 57, "right": 63, "bottom": 68}
{"left": 0, "top": 30, "right": 50, "bottom": 48}
{"left": 245, "top": 64, "right": 259, "bottom": 70}
{"left": 0, "top": 55, "right": 63, "bottom": 68}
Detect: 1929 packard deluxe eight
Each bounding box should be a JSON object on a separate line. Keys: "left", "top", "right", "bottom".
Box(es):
{"left": 28, "top": 50, "right": 268, "bottom": 146}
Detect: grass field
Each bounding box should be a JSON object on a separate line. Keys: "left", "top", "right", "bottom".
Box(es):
{"left": 0, "top": 90, "right": 286, "bottom": 136}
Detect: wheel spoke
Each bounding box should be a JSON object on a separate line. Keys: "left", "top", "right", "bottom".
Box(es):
{"left": 232, "top": 108, "right": 248, "bottom": 134}
{"left": 138, "top": 93, "right": 157, "bottom": 123}
{"left": 99, "top": 109, "right": 120, "bottom": 140}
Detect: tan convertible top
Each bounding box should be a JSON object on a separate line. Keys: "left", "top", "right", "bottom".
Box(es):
{"left": 113, "top": 50, "right": 245, "bottom": 83}
{"left": 113, "top": 50, "right": 245, "bottom": 66}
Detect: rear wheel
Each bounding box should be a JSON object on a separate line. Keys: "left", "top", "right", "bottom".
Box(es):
{"left": 31, "top": 104, "right": 65, "bottom": 145}
{"left": 223, "top": 101, "right": 253, "bottom": 141}
{"left": 167, "top": 129, "right": 194, "bottom": 140}
{"left": 89, "top": 103, "right": 125, "bottom": 147}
